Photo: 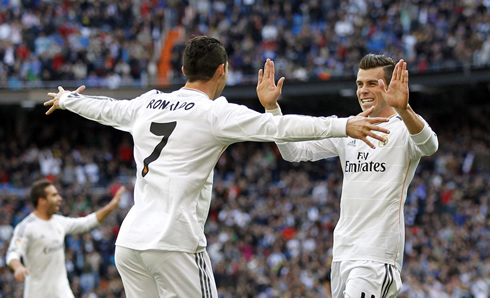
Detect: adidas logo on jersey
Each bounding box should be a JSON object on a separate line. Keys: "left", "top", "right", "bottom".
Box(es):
{"left": 347, "top": 140, "right": 357, "bottom": 147}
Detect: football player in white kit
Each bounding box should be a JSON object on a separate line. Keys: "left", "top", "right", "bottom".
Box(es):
{"left": 6, "top": 179, "right": 125, "bottom": 298}
{"left": 43, "top": 37, "right": 392, "bottom": 297}
{"left": 260, "top": 55, "right": 438, "bottom": 297}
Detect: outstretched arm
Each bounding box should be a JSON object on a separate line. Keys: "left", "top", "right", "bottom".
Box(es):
{"left": 44, "top": 85, "right": 153, "bottom": 132}
{"left": 257, "top": 59, "right": 390, "bottom": 149}
{"left": 378, "top": 59, "right": 424, "bottom": 134}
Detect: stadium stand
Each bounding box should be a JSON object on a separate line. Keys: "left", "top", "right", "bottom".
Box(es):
{"left": 1, "top": 0, "right": 490, "bottom": 89}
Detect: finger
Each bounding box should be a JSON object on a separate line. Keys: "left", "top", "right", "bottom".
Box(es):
{"left": 47, "top": 92, "right": 57, "bottom": 98}
{"left": 364, "top": 121, "right": 390, "bottom": 133}
{"left": 46, "top": 106, "right": 56, "bottom": 115}
{"left": 397, "top": 59, "right": 405, "bottom": 81}
{"left": 276, "top": 77, "right": 285, "bottom": 93}
{"left": 360, "top": 136, "right": 375, "bottom": 149}
{"left": 115, "top": 186, "right": 126, "bottom": 196}
{"left": 367, "top": 116, "right": 389, "bottom": 124}
{"left": 257, "top": 69, "right": 263, "bottom": 85}
{"left": 404, "top": 69, "right": 409, "bottom": 85}
{"left": 75, "top": 85, "right": 86, "bottom": 93}
{"left": 368, "top": 132, "right": 388, "bottom": 143}
{"left": 392, "top": 60, "right": 400, "bottom": 82}
{"left": 44, "top": 100, "right": 54, "bottom": 106}
{"left": 270, "top": 60, "right": 275, "bottom": 83}
{"left": 397, "top": 59, "right": 403, "bottom": 80}
{"left": 369, "top": 125, "right": 390, "bottom": 134}
{"left": 357, "top": 106, "right": 374, "bottom": 117}
{"left": 264, "top": 59, "right": 270, "bottom": 79}
{"left": 58, "top": 86, "right": 65, "bottom": 92}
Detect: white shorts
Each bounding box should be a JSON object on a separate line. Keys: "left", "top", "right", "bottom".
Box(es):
{"left": 331, "top": 260, "right": 402, "bottom": 298}
{"left": 115, "top": 246, "right": 217, "bottom": 298}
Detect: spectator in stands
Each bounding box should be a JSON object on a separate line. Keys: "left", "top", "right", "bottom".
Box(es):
{"left": 1, "top": 0, "right": 489, "bottom": 89}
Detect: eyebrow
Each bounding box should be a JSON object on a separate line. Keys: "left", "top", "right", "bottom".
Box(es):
{"left": 356, "top": 80, "right": 379, "bottom": 84}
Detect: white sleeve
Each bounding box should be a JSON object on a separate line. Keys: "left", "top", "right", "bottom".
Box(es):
{"left": 265, "top": 107, "right": 341, "bottom": 162}
{"left": 58, "top": 89, "right": 159, "bottom": 132}
{"left": 408, "top": 118, "right": 438, "bottom": 158}
{"left": 210, "top": 100, "right": 348, "bottom": 144}
{"left": 55, "top": 213, "right": 99, "bottom": 235}
{"left": 6, "top": 223, "right": 29, "bottom": 265}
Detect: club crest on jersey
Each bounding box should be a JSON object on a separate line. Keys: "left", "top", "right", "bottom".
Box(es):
{"left": 378, "top": 135, "right": 389, "bottom": 147}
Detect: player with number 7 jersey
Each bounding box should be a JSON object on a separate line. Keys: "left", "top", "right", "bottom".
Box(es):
{"left": 45, "top": 36, "right": 390, "bottom": 298}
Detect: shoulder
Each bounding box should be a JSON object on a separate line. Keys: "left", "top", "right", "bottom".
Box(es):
{"left": 212, "top": 97, "right": 253, "bottom": 114}
{"left": 14, "top": 214, "right": 38, "bottom": 236}
{"left": 131, "top": 89, "right": 165, "bottom": 104}
{"left": 140, "top": 89, "right": 163, "bottom": 98}
{"left": 52, "top": 214, "right": 67, "bottom": 222}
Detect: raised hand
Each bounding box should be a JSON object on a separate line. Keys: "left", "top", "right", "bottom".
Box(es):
{"left": 378, "top": 59, "right": 409, "bottom": 111}
{"left": 45, "top": 85, "right": 86, "bottom": 115}
{"left": 107, "top": 186, "right": 126, "bottom": 211}
{"left": 346, "top": 107, "right": 390, "bottom": 149}
{"left": 256, "top": 59, "right": 285, "bottom": 110}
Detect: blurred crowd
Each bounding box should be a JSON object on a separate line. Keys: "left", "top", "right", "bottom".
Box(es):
{"left": 0, "top": 100, "right": 490, "bottom": 297}
{"left": 2, "top": 0, "right": 490, "bottom": 89}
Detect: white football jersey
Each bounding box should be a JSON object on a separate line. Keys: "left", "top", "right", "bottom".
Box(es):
{"left": 58, "top": 88, "right": 349, "bottom": 253}
{"left": 270, "top": 110, "right": 438, "bottom": 270}
{"left": 6, "top": 213, "right": 98, "bottom": 298}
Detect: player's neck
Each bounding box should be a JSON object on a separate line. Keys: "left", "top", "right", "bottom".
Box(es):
{"left": 183, "top": 81, "right": 218, "bottom": 100}
{"left": 33, "top": 209, "right": 52, "bottom": 221}
{"left": 371, "top": 107, "right": 397, "bottom": 118}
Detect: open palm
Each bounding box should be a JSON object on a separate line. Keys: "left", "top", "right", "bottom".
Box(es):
{"left": 256, "top": 59, "right": 285, "bottom": 110}
{"left": 379, "top": 59, "right": 409, "bottom": 110}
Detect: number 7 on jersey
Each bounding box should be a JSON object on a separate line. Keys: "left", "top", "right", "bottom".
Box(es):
{"left": 142, "top": 121, "right": 177, "bottom": 177}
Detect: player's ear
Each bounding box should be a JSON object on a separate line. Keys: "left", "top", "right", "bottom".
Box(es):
{"left": 181, "top": 66, "right": 186, "bottom": 76}
{"left": 37, "top": 197, "right": 46, "bottom": 207}
{"left": 215, "top": 64, "right": 225, "bottom": 77}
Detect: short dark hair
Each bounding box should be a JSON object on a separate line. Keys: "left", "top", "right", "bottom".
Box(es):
{"left": 30, "top": 179, "right": 53, "bottom": 208}
{"left": 183, "top": 36, "right": 228, "bottom": 82}
{"left": 359, "top": 54, "right": 396, "bottom": 85}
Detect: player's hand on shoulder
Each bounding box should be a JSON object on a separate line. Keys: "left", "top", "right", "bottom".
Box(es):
{"left": 45, "top": 85, "right": 86, "bottom": 115}
{"left": 346, "top": 107, "right": 390, "bottom": 149}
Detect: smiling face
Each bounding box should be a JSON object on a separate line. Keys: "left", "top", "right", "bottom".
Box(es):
{"left": 356, "top": 66, "right": 395, "bottom": 118}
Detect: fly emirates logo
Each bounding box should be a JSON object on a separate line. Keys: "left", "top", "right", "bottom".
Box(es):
{"left": 345, "top": 152, "right": 386, "bottom": 173}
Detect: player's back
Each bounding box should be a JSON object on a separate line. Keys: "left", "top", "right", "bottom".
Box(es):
{"left": 116, "top": 88, "right": 235, "bottom": 253}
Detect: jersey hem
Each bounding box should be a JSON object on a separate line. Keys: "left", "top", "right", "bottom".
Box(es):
{"left": 115, "top": 242, "right": 207, "bottom": 253}
{"left": 332, "top": 256, "right": 401, "bottom": 271}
